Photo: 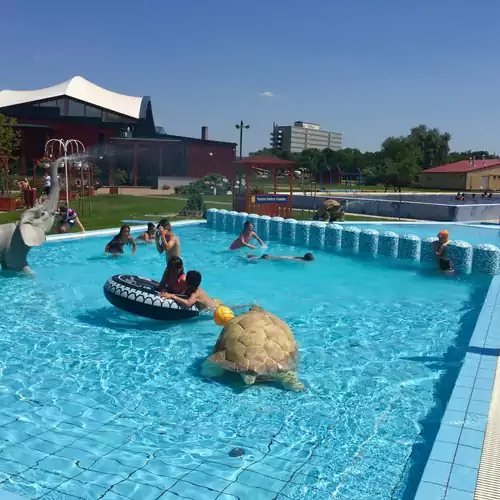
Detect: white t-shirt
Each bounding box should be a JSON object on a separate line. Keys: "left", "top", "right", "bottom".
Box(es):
{"left": 44, "top": 174, "right": 51, "bottom": 188}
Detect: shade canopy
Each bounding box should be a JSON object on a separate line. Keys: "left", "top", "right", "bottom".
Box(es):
{"left": 233, "top": 155, "right": 296, "bottom": 167}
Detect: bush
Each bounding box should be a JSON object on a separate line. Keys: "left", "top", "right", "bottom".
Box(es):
{"left": 161, "top": 185, "right": 171, "bottom": 190}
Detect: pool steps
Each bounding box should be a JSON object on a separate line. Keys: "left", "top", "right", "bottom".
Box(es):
{"left": 206, "top": 209, "right": 500, "bottom": 275}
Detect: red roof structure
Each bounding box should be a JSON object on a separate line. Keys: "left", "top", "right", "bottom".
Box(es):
{"left": 233, "top": 155, "right": 296, "bottom": 166}
{"left": 424, "top": 159, "right": 500, "bottom": 173}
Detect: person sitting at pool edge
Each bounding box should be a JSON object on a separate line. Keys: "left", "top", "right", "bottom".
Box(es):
{"left": 159, "top": 270, "right": 220, "bottom": 310}
{"left": 136, "top": 222, "right": 156, "bottom": 243}
{"left": 56, "top": 205, "right": 85, "bottom": 234}
{"left": 230, "top": 221, "right": 264, "bottom": 250}
{"left": 158, "top": 256, "right": 186, "bottom": 294}
{"left": 247, "top": 253, "right": 315, "bottom": 261}
{"left": 433, "top": 230, "right": 453, "bottom": 271}
{"left": 105, "top": 224, "right": 136, "bottom": 256}
{"left": 156, "top": 219, "right": 181, "bottom": 260}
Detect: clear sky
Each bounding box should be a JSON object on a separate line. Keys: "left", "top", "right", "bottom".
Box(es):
{"left": 1, "top": 0, "right": 499, "bottom": 155}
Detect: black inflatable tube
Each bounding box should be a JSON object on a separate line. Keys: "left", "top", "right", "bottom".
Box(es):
{"left": 103, "top": 274, "right": 200, "bottom": 321}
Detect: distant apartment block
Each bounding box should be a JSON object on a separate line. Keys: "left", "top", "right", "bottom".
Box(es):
{"left": 270, "top": 121, "right": 342, "bottom": 153}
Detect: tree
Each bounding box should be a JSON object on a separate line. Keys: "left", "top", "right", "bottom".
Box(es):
{"left": 248, "top": 124, "right": 486, "bottom": 187}
{"left": 0, "top": 114, "right": 21, "bottom": 195}
{"left": 0, "top": 114, "right": 21, "bottom": 160}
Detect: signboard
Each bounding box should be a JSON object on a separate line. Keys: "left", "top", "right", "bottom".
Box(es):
{"left": 252, "top": 195, "right": 289, "bottom": 203}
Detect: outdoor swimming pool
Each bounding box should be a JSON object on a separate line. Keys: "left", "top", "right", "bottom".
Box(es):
{"left": 341, "top": 222, "right": 500, "bottom": 247}
{"left": 0, "top": 223, "right": 491, "bottom": 499}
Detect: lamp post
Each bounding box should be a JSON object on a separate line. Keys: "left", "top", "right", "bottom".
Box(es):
{"left": 44, "top": 139, "right": 85, "bottom": 208}
{"left": 235, "top": 120, "right": 250, "bottom": 159}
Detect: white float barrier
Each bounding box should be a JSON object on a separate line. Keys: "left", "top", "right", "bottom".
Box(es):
{"left": 295, "top": 221, "right": 310, "bottom": 247}
{"left": 309, "top": 222, "right": 326, "bottom": 250}
{"left": 398, "top": 234, "right": 421, "bottom": 262}
{"left": 270, "top": 217, "right": 284, "bottom": 241}
{"left": 257, "top": 215, "right": 271, "bottom": 241}
{"left": 204, "top": 209, "right": 500, "bottom": 274}
{"left": 447, "top": 241, "right": 473, "bottom": 275}
{"left": 378, "top": 231, "right": 399, "bottom": 258}
{"left": 325, "top": 224, "right": 343, "bottom": 252}
{"left": 282, "top": 219, "right": 297, "bottom": 245}
{"left": 359, "top": 229, "right": 379, "bottom": 256}
{"left": 342, "top": 227, "right": 361, "bottom": 253}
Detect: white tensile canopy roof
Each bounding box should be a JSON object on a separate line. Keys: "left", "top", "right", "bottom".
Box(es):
{"left": 0, "top": 76, "right": 150, "bottom": 120}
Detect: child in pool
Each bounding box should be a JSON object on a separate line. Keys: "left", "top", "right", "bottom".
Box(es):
{"left": 105, "top": 224, "right": 137, "bottom": 256}
{"left": 433, "top": 230, "right": 453, "bottom": 271}
{"left": 230, "top": 221, "right": 264, "bottom": 250}
{"left": 136, "top": 222, "right": 156, "bottom": 243}
{"left": 158, "top": 256, "right": 186, "bottom": 294}
{"left": 159, "top": 270, "right": 220, "bottom": 310}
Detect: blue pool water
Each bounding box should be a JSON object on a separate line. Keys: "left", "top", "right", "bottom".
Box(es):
{"left": 342, "top": 222, "right": 500, "bottom": 247}
{"left": 0, "top": 224, "right": 490, "bottom": 499}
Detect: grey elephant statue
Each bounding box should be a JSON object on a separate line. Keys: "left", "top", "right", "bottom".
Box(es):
{"left": 0, "top": 157, "right": 62, "bottom": 273}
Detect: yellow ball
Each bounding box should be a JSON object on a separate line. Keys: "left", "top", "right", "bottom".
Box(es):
{"left": 213, "top": 306, "right": 234, "bottom": 326}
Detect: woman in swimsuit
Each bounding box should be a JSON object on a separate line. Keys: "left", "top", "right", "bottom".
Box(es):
{"left": 105, "top": 225, "right": 137, "bottom": 256}
{"left": 158, "top": 256, "right": 186, "bottom": 294}
{"left": 230, "top": 222, "right": 264, "bottom": 250}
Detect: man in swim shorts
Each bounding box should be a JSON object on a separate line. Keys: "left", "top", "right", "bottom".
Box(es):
{"left": 156, "top": 219, "right": 181, "bottom": 261}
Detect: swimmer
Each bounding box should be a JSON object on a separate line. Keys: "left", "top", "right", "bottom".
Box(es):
{"left": 433, "top": 230, "right": 453, "bottom": 272}
{"left": 230, "top": 221, "right": 264, "bottom": 250}
{"left": 247, "top": 252, "right": 315, "bottom": 261}
{"left": 158, "top": 256, "right": 186, "bottom": 294}
{"left": 156, "top": 219, "right": 181, "bottom": 261}
{"left": 105, "top": 224, "right": 137, "bottom": 256}
{"left": 136, "top": 222, "right": 156, "bottom": 243}
{"left": 159, "top": 270, "right": 249, "bottom": 311}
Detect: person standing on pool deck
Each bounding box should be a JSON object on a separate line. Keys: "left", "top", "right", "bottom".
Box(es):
{"left": 230, "top": 222, "right": 264, "bottom": 250}
{"left": 433, "top": 230, "right": 453, "bottom": 271}
{"left": 156, "top": 219, "right": 181, "bottom": 260}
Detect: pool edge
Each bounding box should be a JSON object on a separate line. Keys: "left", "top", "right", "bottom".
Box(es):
{"left": 414, "top": 275, "right": 500, "bottom": 499}
{"left": 46, "top": 219, "right": 205, "bottom": 242}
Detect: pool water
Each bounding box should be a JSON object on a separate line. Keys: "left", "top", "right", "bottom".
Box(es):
{"left": 0, "top": 224, "right": 490, "bottom": 499}
{"left": 342, "top": 222, "right": 500, "bottom": 247}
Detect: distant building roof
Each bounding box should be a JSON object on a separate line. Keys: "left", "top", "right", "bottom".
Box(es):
{"left": 0, "top": 76, "right": 150, "bottom": 120}
{"left": 423, "top": 159, "right": 500, "bottom": 173}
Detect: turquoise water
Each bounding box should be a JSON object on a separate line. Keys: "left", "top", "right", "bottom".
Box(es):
{"left": 343, "top": 222, "right": 500, "bottom": 247}
{"left": 0, "top": 224, "right": 490, "bottom": 500}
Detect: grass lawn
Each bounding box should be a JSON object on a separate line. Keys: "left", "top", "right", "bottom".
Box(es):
{"left": 0, "top": 194, "right": 397, "bottom": 232}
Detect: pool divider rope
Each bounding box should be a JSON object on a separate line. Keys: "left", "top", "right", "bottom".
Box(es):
{"left": 206, "top": 209, "right": 500, "bottom": 275}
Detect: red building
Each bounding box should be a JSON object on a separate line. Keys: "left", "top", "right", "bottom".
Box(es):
{"left": 0, "top": 76, "right": 236, "bottom": 185}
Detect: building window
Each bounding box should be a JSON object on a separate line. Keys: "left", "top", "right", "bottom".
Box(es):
{"left": 67, "top": 99, "right": 85, "bottom": 117}
{"left": 85, "top": 105, "right": 102, "bottom": 119}
{"left": 104, "top": 112, "right": 122, "bottom": 122}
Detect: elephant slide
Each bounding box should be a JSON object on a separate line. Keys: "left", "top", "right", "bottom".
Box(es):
{"left": 0, "top": 157, "right": 62, "bottom": 273}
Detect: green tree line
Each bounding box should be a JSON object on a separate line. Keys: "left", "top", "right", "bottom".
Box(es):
{"left": 252, "top": 125, "right": 497, "bottom": 187}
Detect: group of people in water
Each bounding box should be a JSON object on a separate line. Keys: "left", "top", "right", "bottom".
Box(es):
{"left": 455, "top": 191, "right": 493, "bottom": 200}
{"left": 102, "top": 219, "right": 315, "bottom": 311}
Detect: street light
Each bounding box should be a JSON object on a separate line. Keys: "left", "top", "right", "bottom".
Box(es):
{"left": 235, "top": 120, "right": 250, "bottom": 159}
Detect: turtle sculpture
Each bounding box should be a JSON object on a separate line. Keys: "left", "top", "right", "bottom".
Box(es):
{"left": 201, "top": 306, "right": 305, "bottom": 392}
{"left": 313, "top": 199, "right": 345, "bottom": 222}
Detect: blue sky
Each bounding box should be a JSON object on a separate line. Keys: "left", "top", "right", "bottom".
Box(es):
{"left": 1, "top": 0, "right": 500, "bottom": 155}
